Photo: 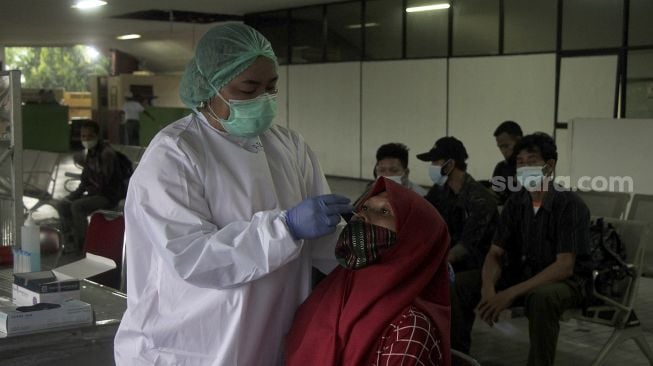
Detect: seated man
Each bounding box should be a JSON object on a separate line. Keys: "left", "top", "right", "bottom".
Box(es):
{"left": 57, "top": 120, "right": 126, "bottom": 254}
{"left": 491, "top": 120, "right": 523, "bottom": 204}
{"left": 450, "top": 132, "right": 591, "bottom": 366}
{"left": 286, "top": 178, "right": 451, "bottom": 366}
{"left": 418, "top": 136, "right": 498, "bottom": 273}
{"left": 343, "top": 143, "right": 426, "bottom": 226}
{"left": 374, "top": 142, "right": 427, "bottom": 196}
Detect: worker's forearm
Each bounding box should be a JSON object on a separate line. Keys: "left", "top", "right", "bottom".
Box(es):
{"left": 481, "top": 253, "right": 503, "bottom": 290}
{"left": 508, "top": 260, "right": 572, "bottom": 297}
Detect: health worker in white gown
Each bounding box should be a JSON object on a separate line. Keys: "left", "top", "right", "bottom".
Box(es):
{"left": 113, "top": 23, "right": 352, "bottom": 366}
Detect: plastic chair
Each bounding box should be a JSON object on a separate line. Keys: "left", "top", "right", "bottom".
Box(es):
{"left": 83, "top": 210, "right": 125, "bottom": 291}
{"left": 562, "top": 218, "right": 653, "bottom": 366}
{"left": 575, "top": 190, "right": 631, "bottom": 219}
{"left": 627, "top": 194, "right": 653, "bottom": 276}
{"left": 22, "top": 149, "right": 61, "bottom": 211}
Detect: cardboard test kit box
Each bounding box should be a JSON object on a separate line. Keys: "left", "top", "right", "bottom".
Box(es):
{"left": 12, "top": 253, "right": 116, "bottom": 306}
{"left": 0, "top": 299, "right": 94, "bottom": 337}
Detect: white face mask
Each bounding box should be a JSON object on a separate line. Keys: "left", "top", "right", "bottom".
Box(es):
{"left": 516, "top": 166, "right": 546, "bottom": 191}
{"left": 429, "top": 165, "right": 448, "bottom": 186}
{"left": 82, "top": 139, "right": 98, "bottom": 150}
{"left": 383, "top": 175, "right": 404, "bottom": 185}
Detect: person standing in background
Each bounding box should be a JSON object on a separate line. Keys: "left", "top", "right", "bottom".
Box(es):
{"left": 120, "top": 92, "right": 152, "bottom": 146}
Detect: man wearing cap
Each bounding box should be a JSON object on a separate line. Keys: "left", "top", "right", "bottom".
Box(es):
{"left": 418, "top": 137, "right": 498, "bottom": 273}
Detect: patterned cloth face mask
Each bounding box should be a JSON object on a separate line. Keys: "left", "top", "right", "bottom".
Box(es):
{"left": 335, "top": 220, "right": 397, "bottom": 270}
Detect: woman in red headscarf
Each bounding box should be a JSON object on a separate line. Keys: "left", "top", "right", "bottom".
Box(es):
{"left": 285, "top": 177, "right": 451, "bottom": 366}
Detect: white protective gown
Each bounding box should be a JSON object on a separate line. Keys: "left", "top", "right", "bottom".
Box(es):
{"left": 114, "top": 113, "right": 339, "bottom": 366}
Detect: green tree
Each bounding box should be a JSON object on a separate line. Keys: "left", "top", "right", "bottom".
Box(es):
{"left": 5, "top": 46, "right": 109, "bottom": 91}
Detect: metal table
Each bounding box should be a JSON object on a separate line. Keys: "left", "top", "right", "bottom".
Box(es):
{"left": 0, "top": 268, "right": 126, "bottom": 365}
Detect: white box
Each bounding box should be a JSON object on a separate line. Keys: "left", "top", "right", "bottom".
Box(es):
{"left": 0, "top": 298, "right": 93, "bottom": 337}
{"left": 12, "top": 253, "right": 116, "bottom": 306}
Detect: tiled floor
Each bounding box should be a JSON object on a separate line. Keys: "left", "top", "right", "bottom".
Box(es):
{"left": 469, "top": 296, "right": 653, "bottom": 365}
{"left": 24, "top": 155, "right": 653, "bottom": 365}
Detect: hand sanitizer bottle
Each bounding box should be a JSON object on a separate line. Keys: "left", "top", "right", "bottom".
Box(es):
{"left": 21, "top": 214, "right": 40, "bottom": 272}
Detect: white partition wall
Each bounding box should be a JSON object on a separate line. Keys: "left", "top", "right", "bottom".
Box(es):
{"left": 280, "top": 53, "right": 619, "bottom": 184}
{"left": 361, "top": 59, "right": 448, "bottom": 186}
{"left": 448, "top": 54, "right": 556, "bottom": 180}
{"left": 570, "top": 118, "right": 653, "bottom": 194}
{"left": 275, "top": 65, "right": 289, "bottom": 128}
{"left": 288, "top": 62, "right": 361, "bottom": 177}
{"left": 557, "top": 56, "right": 618, "bottom": 122}
{"left": 554, "top": 128, "right": 572, "bottom": 185}
{"left": 556, "top": 55, "right": 618, "bottom": 178}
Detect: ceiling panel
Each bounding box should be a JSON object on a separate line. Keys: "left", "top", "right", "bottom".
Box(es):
{"left": 0, "top": 0, "right": 347, "bottom": 72}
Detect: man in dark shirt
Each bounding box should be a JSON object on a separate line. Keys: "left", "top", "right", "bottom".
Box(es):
{"left": 57, "top": 120, "right": 126, "bottom": 254}
{"left": 451, "top": 133, "right": 591, "bottom": 366}
{"left": 418, "top": 137, "right": 498, "bottom": 273}
{"left": 491, "top": 121, "right": 523, "bottom": 204}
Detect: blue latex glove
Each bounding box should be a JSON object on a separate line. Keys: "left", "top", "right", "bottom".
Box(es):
{"left": 286, "top": 194, "right": 353, "bottom": 240}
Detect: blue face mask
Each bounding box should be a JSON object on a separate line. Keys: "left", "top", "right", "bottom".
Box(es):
{"left": 207, "top": 92, "right": 278, "bottom": 137}
{"left": 516, "top": 166, "right": 546, "bottom": 191}
{"left": 429, "top": 164, "right": 449, "bottom": 186}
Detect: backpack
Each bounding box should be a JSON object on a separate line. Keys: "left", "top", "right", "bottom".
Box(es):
{"left": 586, "top": 218, "right": 634, "bottom": 303}
{"left": 114, "top": 151, "right": 134, "bottom": 197}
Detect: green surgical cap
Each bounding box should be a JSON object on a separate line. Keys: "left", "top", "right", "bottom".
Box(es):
{"left": 179, "top": 23, "right": 278, "bottom": 111}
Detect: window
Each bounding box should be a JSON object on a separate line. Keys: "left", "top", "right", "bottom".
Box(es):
{"left": 364, "top": 0, "right": 403, "bottom": 60}
{"left": 452, "top": 0, "right": 500, "bottom": 56}
{"left": 406, "top": 0, "right": 449, "bottom": 58}
{"left": 253, "top": 11, "right": 289, "bottom": 64}
{"left": 326, "top": 1, "right": 363, "bottom": 61}
{"left": 562, "top": 0, "right": 623, "bottom": 50}
{"left": 626, "top": 50, "right": 653, "bottom": 118}
{"left": 629, "top": 0, "right": 653, "bottom": 47}
{"left": 504, "top": 0, "right": 556, "bottom": 53}
{"left": 290, "top": 6, "right": 325, "bottom": 63}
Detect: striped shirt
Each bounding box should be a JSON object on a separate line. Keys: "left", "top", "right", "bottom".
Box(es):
{"left": 493, "top": 183, "right": 592, "bottom": 288}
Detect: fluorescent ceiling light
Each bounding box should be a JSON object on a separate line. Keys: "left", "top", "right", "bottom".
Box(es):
{"left": 346, "top": 22, "right": 380, "bottom": 29}
{"left": 72, "top": 0, "right": 107, "bottom": 9}
{"left": 406, "top": 3, "right": 451, "bottom": 12}
{"left": 117, "top": 34, "right": 141, "bottom": 40}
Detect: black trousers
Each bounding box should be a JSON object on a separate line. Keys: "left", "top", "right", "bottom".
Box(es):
{"left": 450, "top": 269, "right": 584, "bottom": 366}
{"left": 121, "top": 119, "right": 140, "bottom": 146}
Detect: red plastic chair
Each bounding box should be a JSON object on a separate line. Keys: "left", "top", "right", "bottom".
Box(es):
{"left": 83, "top": 211, "right": 125, "bottom": 290}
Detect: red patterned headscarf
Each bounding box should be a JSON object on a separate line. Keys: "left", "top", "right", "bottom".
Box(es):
{"left": 285, "top": 177, "right": 451, "bottom": 365}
